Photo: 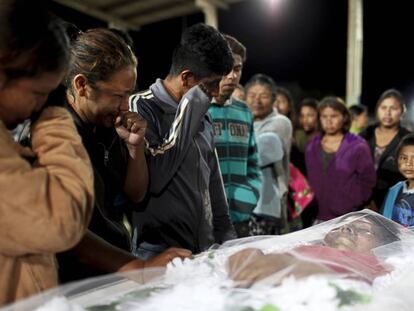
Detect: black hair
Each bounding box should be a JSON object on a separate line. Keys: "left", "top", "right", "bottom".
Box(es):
{"left": 339, "top": 212, "right": 401, "bottom": 246}
{"left": 0, "top": 0, "right": 70, "bottom": 80}
{"left": 375, "top": 88, "right": 406, "bottom": 113}
{"left": 396, "top": 133, "right": 414, "bottom": 160}
{"left": 169, "top": 23, "right": 233, "bottom": 80}
{"left": 276, "top": 87, "right": 293, "bottom": 105}
{"left": 276, "top": 86, "right": 296, "bottom": 123}
{"left": 244, "top": 73, "right": 277, "bottom": 101}
{"left": 299, "top": 98, "right": 318, "bottom": 112}
{"left": 224, "top": 34, "right": 246, "bottom": 62}
{"left": 318, "top": 96, "right": 351, "bottom": 133}
{"left": 108, "top": 28, "right": 134, "bottom": 49}
{"left": 349, "top": 104, "right": 368, "bottom": 119}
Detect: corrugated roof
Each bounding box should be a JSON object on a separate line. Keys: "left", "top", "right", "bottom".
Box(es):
{"left": 53, "top": 0, "right": 243, "bottom": 30}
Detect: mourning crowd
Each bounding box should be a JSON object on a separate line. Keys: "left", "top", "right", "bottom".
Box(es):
{"left": 1, "top": 0, "right": 413, "bottom": 307}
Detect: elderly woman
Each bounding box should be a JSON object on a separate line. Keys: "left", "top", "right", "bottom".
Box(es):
{"left": 245, "top": 74, "right": 292, "bottom": 234}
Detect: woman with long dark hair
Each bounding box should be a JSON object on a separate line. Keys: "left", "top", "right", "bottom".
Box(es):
{"left": 360, "top": 89, "right": 411, "bottom": 211}
{"left": 305, "top": 97, "right": 376, "bottom": 222}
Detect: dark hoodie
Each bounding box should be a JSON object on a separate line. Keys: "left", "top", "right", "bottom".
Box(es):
{"left": 360, "top": 124, "right": 411, "bottom": 209}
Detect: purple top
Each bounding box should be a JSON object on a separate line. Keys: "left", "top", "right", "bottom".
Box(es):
{"left": 305, "top": 132, "right": 376, "bottom": 220}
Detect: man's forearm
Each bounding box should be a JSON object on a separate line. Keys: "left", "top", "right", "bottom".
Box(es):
{"left": 71, "top": 230, "right": 143, "bottom": 273}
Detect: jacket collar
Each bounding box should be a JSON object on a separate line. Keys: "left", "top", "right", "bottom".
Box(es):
{"left": 254, "top": 110, "right": 278, "bottom": 128}
{"left": 150, "top": 78, "right": 179, "bottom": 114}
{"left": 211, "top": 97, "right": 233, "bottom": 107}
{"left": 312, "top": 132, "right": 357, "bottom": 160}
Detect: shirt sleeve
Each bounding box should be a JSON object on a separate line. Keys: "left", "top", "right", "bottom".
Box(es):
{"left": 210, "top": 149, "right": 237, "bottom": 243}
{"left": 247, "top": 124, "right": 262, "bottom": 205}
{"left": 342, "top": 141, "right": 377, "bottom": 207}
{"left": 133, "top": 86, "right": 211, "bottom": 194}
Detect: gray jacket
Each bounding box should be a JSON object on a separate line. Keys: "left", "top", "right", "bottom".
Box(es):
{"left": 253, "top": 111, "right": 291, "bottom": 222}
{"left": 129, "top": 79, "right": 235, "bottom": 253}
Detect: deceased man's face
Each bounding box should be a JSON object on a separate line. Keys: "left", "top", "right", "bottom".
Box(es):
{"left": 323, "top": 217, "right": 383, "bottom": 254}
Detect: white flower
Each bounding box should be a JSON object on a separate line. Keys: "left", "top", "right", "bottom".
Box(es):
{"left": 35, "top": 297, "right": 84, "bottom": 311}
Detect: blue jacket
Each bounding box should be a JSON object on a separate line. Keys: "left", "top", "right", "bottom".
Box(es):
{"left": 381, "top": 181, "right": 414, "bottom": 226}
{"left": 382, "top": 181, "right": 405, "bottom": 219}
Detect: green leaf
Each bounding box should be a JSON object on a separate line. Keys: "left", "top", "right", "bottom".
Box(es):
{"left": 330, "top": 284, "right": 371, "bottom": 307}
{"left": 259, "top": 304, "right": 281, "bottom": 311}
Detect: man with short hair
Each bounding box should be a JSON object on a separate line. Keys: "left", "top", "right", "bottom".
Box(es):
{"left": 129, "top": 23, "right": 236, "bottom": 257}
{"left": 208, "top": 35, "right": 261, "bottom": 237}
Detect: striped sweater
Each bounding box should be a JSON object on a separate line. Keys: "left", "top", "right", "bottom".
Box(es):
{"left": 208, "top": 97, "right": 261, "bottom": 222}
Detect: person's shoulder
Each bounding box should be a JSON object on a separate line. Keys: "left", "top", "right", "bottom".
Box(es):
{"left": 359, "top": 124, "right": 377, "bottom": 139}
{"left": 229, "top": 98, "right": 255, "bottom": 119}
{"left": 129, "top": 88, "right": 160, "bottom": 116}
{"left": 399, "top": 126, "right": 412, "bottom": 136}
{"left": 263, "top": 112, "right": 289, "bottom": 127}
{"left": 305, "top": 133, "right": 322, "bottom": 150}
{"left": 230, "top": 97, "right": 248, "bottom": 108}
{"left": 345, "top": 132, "right": 371, "bottom": 150}
{"left": 272, "top": 111, "right": 291, "bottom": 124}
{"left": 346, "top": 132, "right": 364, "bottom": 142}
{"left": 208, "top": 103, "right": 225, "bottom": 123}
{"left": 130, "top": 89, "right": 155, "bottom": 106}
{"left": 270, "top": 113, "right": 293, "bottom": 133}
{"left": 391, "top": 181, "right": 406, "bottom": 192}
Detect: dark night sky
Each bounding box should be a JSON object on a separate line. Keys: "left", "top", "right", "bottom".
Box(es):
{"left": 47, "top": 0, "right": 414, "bottom": 114}
{"left": 218, "top": 0, "right": 347, "bottom": 105}
{"left": 362, "top": 1, "right": 414, "bottom": 112}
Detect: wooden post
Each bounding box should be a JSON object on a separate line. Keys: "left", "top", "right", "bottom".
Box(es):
{"left": 346, "top": 0, "right": 363, "bottom": 106}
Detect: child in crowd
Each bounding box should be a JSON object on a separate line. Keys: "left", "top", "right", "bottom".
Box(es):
{"left": 274, "top": 86, "right": 296, "bottom": 126}
{"left": 291, "top": 98, "right": 319, "bottom": 174}
{"left": 382, "top": 134, "right": 414, "bottom": 226}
